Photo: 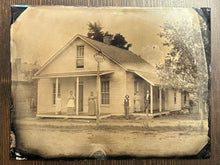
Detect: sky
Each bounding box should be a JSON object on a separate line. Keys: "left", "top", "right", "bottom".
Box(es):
{"left": 11, "top": 7, "right": 199, "bottom": 66}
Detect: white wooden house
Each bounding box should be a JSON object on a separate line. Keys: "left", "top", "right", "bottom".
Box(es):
{"left": 33, "top": 34, "right": 189, "bottom": 118}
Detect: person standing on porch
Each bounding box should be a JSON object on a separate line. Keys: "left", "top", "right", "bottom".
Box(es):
{"left": 134, "top": 91, "right": 141, "bottom": 112}
{"left": 123, "top": 95, "right": 130, "bottom": 120}
{"left": 67, "top": 90, "right": 75, "bottom": 115}
{"left": 144, "top": 90, "right": 150, "bottom": 114}
{"left": 88, "top": 91, "right": 96, "bottom": 116}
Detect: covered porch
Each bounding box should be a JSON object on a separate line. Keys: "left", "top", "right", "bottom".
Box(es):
{"left": 132, "top": 84, "right": 166, "bottom": 117}
{"left": 131, "top": 70, "right": 166, "bottom": 117}
{"left": 34, "top": 70, "right": 113, "bottom": 117}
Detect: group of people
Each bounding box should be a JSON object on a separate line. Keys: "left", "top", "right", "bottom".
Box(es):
{"left": 123, "top": 90, "right": 151, "bottom": 119}
{"left": 56, "top": 90, "right": 150, "bottom": 119}
{"left": 56, "top": 90, "right": 96, "bottom": 116}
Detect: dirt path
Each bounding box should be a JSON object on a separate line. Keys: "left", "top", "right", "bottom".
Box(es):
{"left": 16, "top": 125, "right": 209, "bottom": 159}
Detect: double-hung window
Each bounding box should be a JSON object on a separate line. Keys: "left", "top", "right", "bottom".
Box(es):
{"left": 76, "top": 45, "right": 84, "bottom": 68}
{"left": 101, "top": 80, "right": 110, "bottom": 104}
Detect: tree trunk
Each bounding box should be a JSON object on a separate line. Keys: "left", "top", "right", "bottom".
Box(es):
{"left": 199, "top": 99, "right": 204, "bottom": 130}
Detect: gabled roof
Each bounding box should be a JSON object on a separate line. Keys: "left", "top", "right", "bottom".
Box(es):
{"left": 79, "top": 35, "right": 154, "bottom": 72}
{"left": 35, "top": 34, "right": 160, "bottom": 86}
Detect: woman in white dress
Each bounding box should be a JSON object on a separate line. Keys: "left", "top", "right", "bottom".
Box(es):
{"left": 67, "top": 90, "right": 75, "bottom": 115}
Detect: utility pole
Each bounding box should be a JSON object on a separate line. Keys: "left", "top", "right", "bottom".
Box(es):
{"left": 94, "top": 51, "right": 104, "bottom": 126}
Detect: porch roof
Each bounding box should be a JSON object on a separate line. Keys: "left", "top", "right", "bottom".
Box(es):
{"left": 129, "top": 70, "right": 160, "bottom": 86}
{"left": 33, "top": 70, "right": 114, "bottom": 79}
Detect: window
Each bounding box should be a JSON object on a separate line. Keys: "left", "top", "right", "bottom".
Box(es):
{"left": 76, "top": 45, "right": 84, "bottom": 68}
{"left": 184, "top": 92, "right": 187, "bottom": 104}
{"left": 101, "top": 80, "right": 110, "bottom": 104}
{"left": 52, "top": 83, "right": 61, "bottom": 105}
{"left": 174, "top": 90, "right": 177, "bottom": 104}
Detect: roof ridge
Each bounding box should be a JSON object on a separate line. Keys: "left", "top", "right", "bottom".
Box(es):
{"left": 79, "top": 34, "right": 153, "bottom": 66}
{"left": 80, "top": 34, "right": 136, "bottom": 54}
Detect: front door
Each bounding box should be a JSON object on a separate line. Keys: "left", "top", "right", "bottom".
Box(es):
{"left": 79, "top": 83, "right": 83, "bottom": 112}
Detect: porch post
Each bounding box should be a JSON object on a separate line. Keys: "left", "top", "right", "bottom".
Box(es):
{"left": 159, "top": 88, "right": 162, "bottom": 112}
{"left": 37, "top": 79, "right": 40, "bottom": 115}
{"left": 75, "top": 77, "right": 79, "bottom": 116}
{"left": 96, "top": 62, "right": 101, "bottom": 125}
{"left": 55, "top": 78, "right": 59, "bottom": 104}
{"left": 150, "top": 85, "right": 153, "bottom": 114}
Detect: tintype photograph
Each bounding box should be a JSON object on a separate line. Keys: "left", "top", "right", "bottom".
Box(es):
{"left": 10, "top": 6, "right": 210, "bottom": 160}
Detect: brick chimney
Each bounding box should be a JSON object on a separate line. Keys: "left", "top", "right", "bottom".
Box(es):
{"left": 103, "top": 35, "right": 112, "bottom": 45}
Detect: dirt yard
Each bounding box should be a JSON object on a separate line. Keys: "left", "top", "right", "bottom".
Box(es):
{"left": 14, "top": 113, "right": 209, "bottom": 159}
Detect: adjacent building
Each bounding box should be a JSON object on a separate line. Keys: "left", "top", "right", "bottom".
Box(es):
{"left": 12, "top": 58, "right": 39, "bottom": 118}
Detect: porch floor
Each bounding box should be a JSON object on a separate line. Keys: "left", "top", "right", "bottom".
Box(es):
{"left": 132, "top": 110, "right": 175, "bottom": 117}
{"left": 36, "top": 112, "right": 111, "bottom": 120}
{"left": 148, "top": 111, "right": 170, "bottom": 117}
{"left": 37, "top": 109, "right": 183, "bottom": 119}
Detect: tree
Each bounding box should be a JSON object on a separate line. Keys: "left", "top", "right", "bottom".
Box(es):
{"left": 157, "top": 10, "right": 209, "bottom": 127}
{"left": 104, "top": 31, "right": 113, "bottom": 39}
{"left": 87, "top": 22, "right": 132, "bottom": 50}
{"left": 111, "top": 33, "right": 132, "bottom": 50}
{"left": 87, "top": 22, "right": 104, "bottom": 42}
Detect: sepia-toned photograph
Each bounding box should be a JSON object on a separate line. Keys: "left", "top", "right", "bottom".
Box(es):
{"left": 10, "top": 6, "right": 210, "bottom": 160}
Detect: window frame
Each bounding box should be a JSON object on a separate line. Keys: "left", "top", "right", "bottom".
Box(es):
{"left": 101, "top": 80, "right": 110, "bottom": 105}
{"left": 76, "top": 45, "right": 84, "bottom": 69}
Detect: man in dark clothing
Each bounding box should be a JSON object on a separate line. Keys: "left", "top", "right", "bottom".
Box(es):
{"left": 123, "top": 95, "right": 130, "bottom": 120}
